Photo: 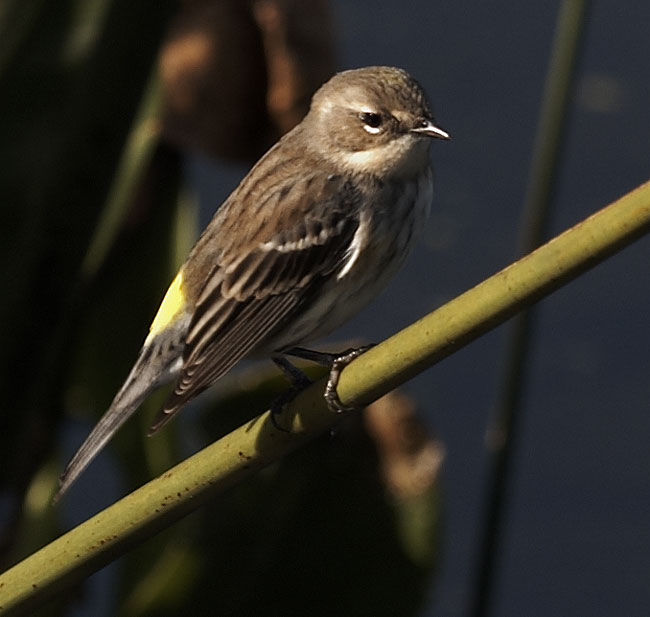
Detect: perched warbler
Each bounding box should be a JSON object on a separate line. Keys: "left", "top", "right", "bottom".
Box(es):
{"left": 56, "top": 66, "right": 449, "bottom": 499}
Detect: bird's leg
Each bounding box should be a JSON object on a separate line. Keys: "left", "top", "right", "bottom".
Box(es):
{"left": 284, "top": 345, "right": 375, "bottom": 413}
{"left": 282, "top": 347, "right": 337, "bottom": 365}
{"left": 273, "top": 355, "right": 313, "bottom": 386}
{"left": 270, "top": 356, "right": 313, "bottom": 430}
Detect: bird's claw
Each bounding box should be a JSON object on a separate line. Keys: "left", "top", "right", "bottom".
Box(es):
{"left": 323, "top": 345, "right": 374, "bottom": 413}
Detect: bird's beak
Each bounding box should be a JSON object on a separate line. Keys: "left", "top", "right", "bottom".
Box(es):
{"left": 411, "top": 119, "right": 450, "bottom": 140}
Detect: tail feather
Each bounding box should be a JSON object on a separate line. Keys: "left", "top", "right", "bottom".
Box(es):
{"left": 54, "top": 336, "right": 183, "bottom": 502}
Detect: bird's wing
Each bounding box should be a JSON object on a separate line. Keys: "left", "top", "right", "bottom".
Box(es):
{"left": 149, "top": 173, "right": 360, "bottom": 432}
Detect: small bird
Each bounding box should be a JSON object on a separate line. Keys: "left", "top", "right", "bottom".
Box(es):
{"left": 56, "top": 66, "right": 449, "bottom": 499}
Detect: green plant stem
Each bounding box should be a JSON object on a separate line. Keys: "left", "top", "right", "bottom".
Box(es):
{"left": 471, "top": 2, "right": 591, "bottom": 616}
{"left": 80, "top": 67, "right": 163, "bottom": 280}
{"left": 1, "top": 179, "right": 649, "bottom": 616}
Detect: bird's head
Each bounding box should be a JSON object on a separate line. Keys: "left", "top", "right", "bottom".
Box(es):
{"left": 305, "top": 66, "right": 449, "bottom": 177}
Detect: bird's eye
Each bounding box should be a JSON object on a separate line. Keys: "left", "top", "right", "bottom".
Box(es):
{"left": 359, "top": 111, "right": 383, "bottom": 132}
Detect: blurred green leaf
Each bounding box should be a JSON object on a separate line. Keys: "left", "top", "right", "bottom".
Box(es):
{"left": 0, "top": 0, "right": 178, "bottom": 585}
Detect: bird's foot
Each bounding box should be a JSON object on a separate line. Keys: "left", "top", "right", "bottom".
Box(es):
{"left": 323, "top": 346, "right": 374, "bottom": 412}
{"left": 270, "top": 356, "right": 313, "bottom": 430}
{"left": 285, "top": 344, "right": 375, "bottom": 413}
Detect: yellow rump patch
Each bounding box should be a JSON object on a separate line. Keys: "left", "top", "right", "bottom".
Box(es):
{"left": 147, "top": 271, "right": 186, "bottom": 341}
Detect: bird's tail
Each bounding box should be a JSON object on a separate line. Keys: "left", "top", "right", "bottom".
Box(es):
{"left": 54, "top": 329, "right": 185, "bottom": 502}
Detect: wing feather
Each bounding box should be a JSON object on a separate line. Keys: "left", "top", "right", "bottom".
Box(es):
{"left": 149, "top": 172, "right": 362, "bottom": 432}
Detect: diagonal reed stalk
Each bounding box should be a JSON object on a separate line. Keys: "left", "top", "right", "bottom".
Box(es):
{"left": 1, "top": 179, "right": 649, "bottom": 617}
